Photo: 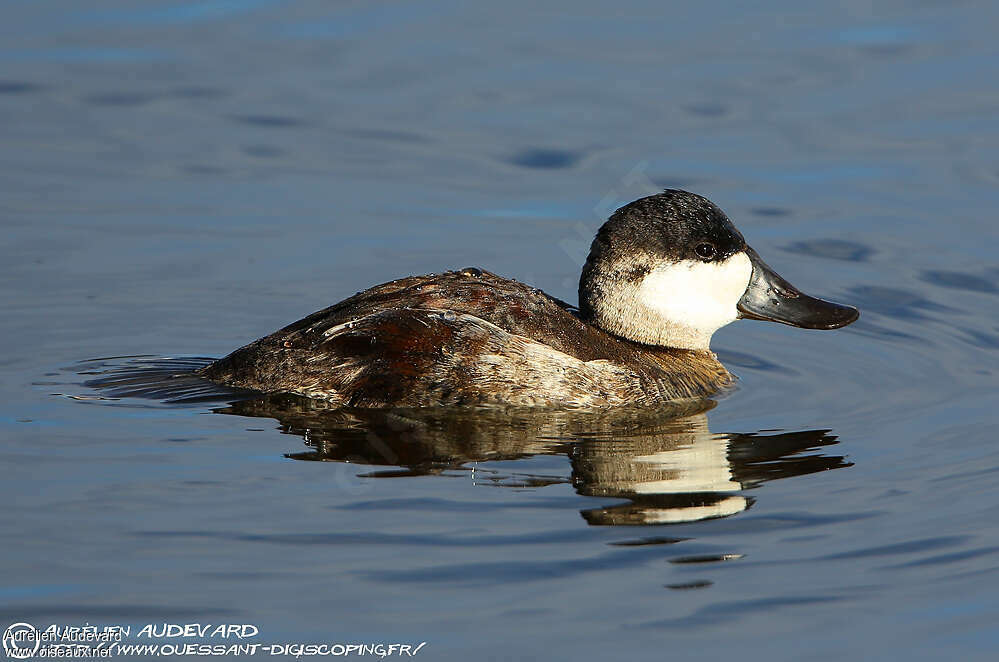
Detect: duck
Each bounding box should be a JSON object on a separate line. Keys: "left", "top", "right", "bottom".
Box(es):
{"left": 199, "top": 190, "right": 858, "bottom": 407}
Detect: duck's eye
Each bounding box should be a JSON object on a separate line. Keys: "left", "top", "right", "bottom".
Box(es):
{"left": 694, "top": 243, "right": 717, "bottom": 260}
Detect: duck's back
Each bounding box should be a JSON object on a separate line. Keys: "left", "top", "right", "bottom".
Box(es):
{"left": 200, "top": 269, "right": 731, "bottom": 407}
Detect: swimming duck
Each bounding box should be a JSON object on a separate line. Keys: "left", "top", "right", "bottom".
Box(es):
{"left": 200, "top": 190, "right": 858, "bottom": 407}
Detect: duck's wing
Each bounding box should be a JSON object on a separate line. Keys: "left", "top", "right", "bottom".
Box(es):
{"left": 272, "top": 269, "right": 592, "bottom": 352}
{"left": 201, "top": 306, "right": 649, "bottom": 408}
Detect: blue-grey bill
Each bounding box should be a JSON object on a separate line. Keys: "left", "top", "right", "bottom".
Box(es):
{"left": 737, "top": 247, "right": 859, "bottom": 330}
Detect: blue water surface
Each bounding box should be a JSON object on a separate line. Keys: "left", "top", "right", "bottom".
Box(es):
{"left": 2, "top": 1, "right": 999, "bottom": 660}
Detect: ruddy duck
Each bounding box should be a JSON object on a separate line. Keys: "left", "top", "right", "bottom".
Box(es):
{"left": 200, "top": 190, "right": 858, "bottom": 407}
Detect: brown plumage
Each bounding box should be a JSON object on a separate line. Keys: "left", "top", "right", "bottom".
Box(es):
{"left": 199, "top": 268, "right": 732, "bottom": 407}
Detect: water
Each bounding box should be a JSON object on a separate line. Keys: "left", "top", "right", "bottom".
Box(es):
{"left": 3, "top": 1, "right": 999, "bottom": 660}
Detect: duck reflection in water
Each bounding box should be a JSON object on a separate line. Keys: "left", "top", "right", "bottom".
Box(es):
{"left": 217, "top": 394, "right": 850, "bottom": 526}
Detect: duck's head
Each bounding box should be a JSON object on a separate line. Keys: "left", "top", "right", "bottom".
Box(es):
{"left": 579, "top": 190, "right": 859, "bottom": 351}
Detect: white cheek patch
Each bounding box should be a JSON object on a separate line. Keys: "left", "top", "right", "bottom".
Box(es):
{"left": 638, "top": 252, "right": 753, "bottom": 340}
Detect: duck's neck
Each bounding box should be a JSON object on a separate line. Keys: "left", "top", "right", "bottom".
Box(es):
{"left": 580, "top": 267, "right": 719, "bottom": 351}
{"left": 610, "top": 332, "right": 735, "bottom": 401}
